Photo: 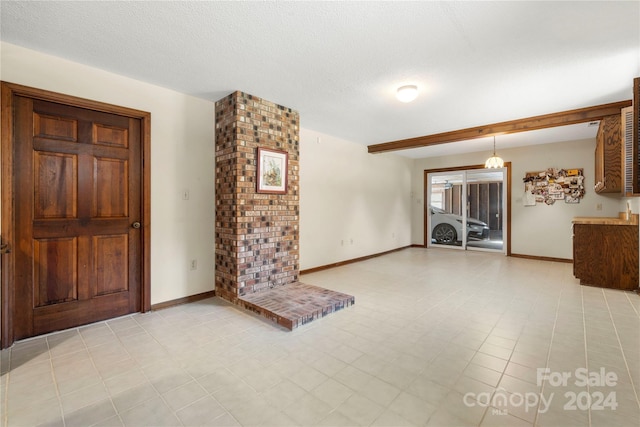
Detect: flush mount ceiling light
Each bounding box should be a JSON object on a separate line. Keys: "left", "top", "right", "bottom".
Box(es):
{"left": 396, "top": 85, "right": 418, "bottom": 103}
{"left": 485, "top": 136, "right": 504, "bottom": 169}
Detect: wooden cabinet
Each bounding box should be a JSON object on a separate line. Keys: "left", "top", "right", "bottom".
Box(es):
{"left": 634, "top": 77, "right": 639, "bottom": 194}
{"left": 573, "top": 218, "right": 638, "bottom": 290}
{"left": 594, "top": 114, "right": 622, "bottom": 193}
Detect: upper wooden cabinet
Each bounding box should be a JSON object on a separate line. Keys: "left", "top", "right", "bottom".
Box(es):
{"left": 634, "top": 77, "right": 639, "bottom": 194}
{"left": 594, "top": 114, "right": 622, "bottom": 193}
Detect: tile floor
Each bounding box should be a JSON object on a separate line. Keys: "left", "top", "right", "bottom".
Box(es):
{"left": 1, "top": 248, "right": 639, "bottom": 427}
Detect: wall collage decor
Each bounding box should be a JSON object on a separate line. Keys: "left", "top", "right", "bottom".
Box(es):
{"left": 522, "top": 168, "right": 584, "bottom": 206}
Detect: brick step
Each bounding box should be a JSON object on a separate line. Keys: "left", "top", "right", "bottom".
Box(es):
{"left": 238, "top": 282, "right": 355, "bottom": 330}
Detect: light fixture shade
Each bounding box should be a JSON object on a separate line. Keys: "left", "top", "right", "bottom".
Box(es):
{"left": 396, "top": 85, "right": 418, "bottom": 103}
{"left": 484, "top": 155, "right": 504, "bottom": 168}
{"left": 485, "top": 136, "right": 504, "bottom": 168}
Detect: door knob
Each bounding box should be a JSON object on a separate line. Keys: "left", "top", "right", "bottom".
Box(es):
{"left": 132, "top": 222, "right": 141, "bottom": 229}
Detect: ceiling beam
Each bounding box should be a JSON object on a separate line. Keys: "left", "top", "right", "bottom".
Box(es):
{"left": 368, "top": 100, "right": 632, "bottom": 154}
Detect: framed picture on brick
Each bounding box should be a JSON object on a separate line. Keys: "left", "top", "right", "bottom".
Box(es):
{"left": 257, "top": 147, "right": 288, "bottom": 194}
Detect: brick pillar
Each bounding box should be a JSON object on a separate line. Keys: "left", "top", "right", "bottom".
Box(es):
{"left": 215, "top": 91, "right": 300, "bottom": 302}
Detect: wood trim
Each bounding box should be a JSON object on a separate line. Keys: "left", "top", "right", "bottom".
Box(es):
{"left": 150, "top": 290, "right": 216, "bottom": 311}
{"left": 300, "top": 246, "right": 412, "bottom": 275}
{"left": 0, "top": 82, "right": 151, "bottom": 118}
{"left": 510, "top": 253, "right": 573, "bottom": 264}
{"left": 141, "top": 111, "right": 152, "bottom": 313}
{"left": 368, "top": 101, "right": 632, "bottom": 154}
{"left": 1, "top": 83, "right": 16, "bottom": 349}
{"left": 422, "top": 163, "right": 511, "bottom": 255}
{"left": 506, "top": 163, "right": 512, "bottom": 256}
{"left": 0, "top": 81, "right": 151, "bottom": 349}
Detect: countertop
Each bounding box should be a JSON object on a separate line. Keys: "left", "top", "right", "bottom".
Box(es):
{"left": 572, "top": 212, "right": 639, "bottom": 226}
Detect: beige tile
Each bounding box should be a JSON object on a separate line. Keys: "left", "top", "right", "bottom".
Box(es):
{"left": 104, "top": 367, "right": 147, "bottom": 396}
{"left": 311, "top": 378, "right": 353, "bottom": 408}
{"left": 147, "top": 368, "right": 193, "bottom": 394}
{"left": 240, "top": 366, "right": 282, "bottom": 392}
{"left": 63, "top": 398, "right": 117, "bottom": 427}
{"left": 211, "top": 382, "right": 260, "bottom": 411}
{"left": 438, "top": 390, "right": 488, "bottom": 426}
{"left": 388, "top": 391, "right": 437, "bottom": 426}
{"left": 93, "top": 415, "right": 124, "bottom": 427}
{"left": 119, "top": 396, "right": 180, "bottom": 426}
{"left": 426, "top": 408, "right": 468, "bottom": 426}
{"left": 503, "top": 361, "right": 540, "bottom": 385}
{"left": 464, "top": 363, "right": 504, "bottom": 387}
{"left": 227, "top": 396, "right": 280, "bottom": 426}
{"left": 480, "top": 408, "right": 533, "bottom": 426}
{"left": 498, "top": 374, "right": 541, "bottom": 395}
{"left": 161, "top": 380, "right": 207, "bottom": 412}
{"left": 196, "top": 368, "right": 241, "bottom": 394}
{"left": 263, "top": 379, "right": 306, "bottom": 410}
{"left": 282, "top": 393, "right": 333, "bottom": 426}
{"left": 316, "top": 410, "right": 358, "bottom": 427}
{"left": 472, "top": 352, "right": 509, "bottom": 373}
{"left": 336, "top": 393, "right": 385, "bottom": 426}
{"left": 111, "top": 383, "right": 159, "bottom": 413}
{"left": 207, "top": 412, "right": 241, "bottom": 427}
{"left": 479, "top": 342, "right": 514, "bottom": 360}
{"left": 7, "top": 382, "right": 59, "bottom": 414}
{"left": 453, "top": 375, "right": 496, "bottom": 399}
{"left": 260, "top": 410, "right": 298, "bottom": 427}
{"left": 309, "top": 353, "right": 347, "bottom": 376}
{"left": 406, "top": 374, "right": 450, "bottom": 405}
{"left": 371, "top": 408, "right": 414, "bottom": 426}
{"left": 60, "top": 382, "right": 109, "bottom": 415}
{"left": 376, "top": 363, "right": 416, "bottom": 389}
{"left": 360, "top": 376, "right": 402, "bottom": 406}
{"left": 334, "top": 365, "right": 375, "bottom": 392}
{"left": 6, "top": 396, "right": 63, "bottom": 427}
{"left": 289, "top": 365, "right": 328, "bottom": 391}
{"left": 351, "top": 353, "right": 387, "bottom": 376}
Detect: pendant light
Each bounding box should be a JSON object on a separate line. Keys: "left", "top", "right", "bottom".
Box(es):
{"left": 485, "top": 136, "right": 504, "bottom": 168}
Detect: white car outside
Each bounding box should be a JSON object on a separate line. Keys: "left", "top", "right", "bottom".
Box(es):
{"left": 430, "top": 206, "right": 490, "bottom": 244}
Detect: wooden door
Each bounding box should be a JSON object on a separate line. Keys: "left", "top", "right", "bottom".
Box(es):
{"left": 7, "top": 91, "right": 145, "bottom": 341}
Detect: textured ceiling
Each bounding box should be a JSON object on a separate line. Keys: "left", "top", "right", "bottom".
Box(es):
{"left": 1, "top": 1, "right": 638, "bottom": 157}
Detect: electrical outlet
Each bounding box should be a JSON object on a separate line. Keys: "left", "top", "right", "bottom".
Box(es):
{"left": 596, "top": 203, "right": 602, "bottom": 211}
{"left": 182, "top": 190, "right": 190, "bottom": 200}
{"left": 190, "top": 259, "right": 197, "bottom": 270}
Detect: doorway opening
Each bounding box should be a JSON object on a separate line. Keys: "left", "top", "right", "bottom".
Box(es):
{"left": 425, "top": 164, "right": 510, "bottom": 254}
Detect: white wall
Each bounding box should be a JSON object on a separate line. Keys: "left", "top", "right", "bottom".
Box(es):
{"left": 412, "top": 138, "right": 623, "bottom": 260}
{"left": 299, "top": 129, "right": 413, "bottom": 270}
{"left": 0, "top": 42, "right": 215, "bottom": 304}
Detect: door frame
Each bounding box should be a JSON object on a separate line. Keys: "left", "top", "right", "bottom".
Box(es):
{"left": 423, "top": 162, "right": 512, "bottom": 254}
{"left": 1, "top": 82, "right": 151, "bottom": 349}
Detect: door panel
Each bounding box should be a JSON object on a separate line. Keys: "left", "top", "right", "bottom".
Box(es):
{"left": 13, "top": 96, "right": 142, "bottom": 340}
{"left": 33, "top": 237, "right": 78, "bottom": 306}
{"left": 33, "top": 112, "right": 78, "bottom": 142}
{"left": 93, "top": 234, "right": 129, "bottom": 296}
{"left": 33, "top": 152, "right": 78, "bottom": 219}
{"left": 93, "top": 157, "right": 129, "bottom": 217}
{"left": 428, "top": 172, "right": 465, "bottom": 248}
